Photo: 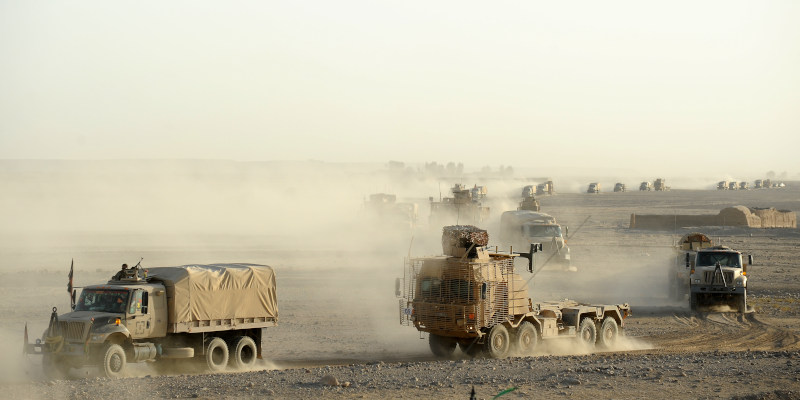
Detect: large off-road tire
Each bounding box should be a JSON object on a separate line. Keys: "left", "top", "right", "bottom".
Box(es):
{"left": 513, "top": 321, "right": 539, "bottom": 355}
{"left": 484, "top": 324, "right": 510, "bottom": 359}
{"left": 229, "top": 336, "right": 258, "bottom": 369}
{"left": 204, "top": 337, "right": 229, "bottom": 372}
{"left": 597, "top": 317, "right": 619, "bottom": 348}
{"left": 102, "top": 343, "right": 127, "bottom": 378}
{"left": 429, "top": 334, "right": 457, "bottom": 358}
{"left": 737, "top": 292, "right": 748, "bottom": 313}
{"left": 577, "top": 317, "right": 597, "bottom": 347}
{"left": 42, "top": 353, "right": 70, "bottom": 379}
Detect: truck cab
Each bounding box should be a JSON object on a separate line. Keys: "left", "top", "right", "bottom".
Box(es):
{"left": 688, "top": 246, "right": 751, "bottom": 312}
{"left": 499, "top": 211, "right": 572, "bottom": 271}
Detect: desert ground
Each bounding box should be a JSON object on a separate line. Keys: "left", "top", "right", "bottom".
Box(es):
{"left": 1, "top": 173, "right": 799, "bottom": 399}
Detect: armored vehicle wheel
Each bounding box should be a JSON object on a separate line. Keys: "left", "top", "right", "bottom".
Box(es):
{"left": 205, "top": 337, "right": 229, "bottom": 372}
{"left": 457, "top": 339, "right": 481, "bottom": 358}
{"left": 42, "top": 353, "right": 70, "bottom": 379}
{"left": 485, "top": 324, "right": 510, "bottom": 359}
{"left": 102, "top": 343, "right": 127, "bottom": 378}
{"left": 229, "top": 336, "right": 257, "bottom": 369}
{"left": 577, "top": 318, "right": 597, "bottom": 347}
{"left": 597, "top": 317, "right": 619, "bottom": 348}
{"left": 514, "top": 321, "right": 539, "bottom": 355}
{"left": 429, "top": 334, "right": 456, "bottom": 358}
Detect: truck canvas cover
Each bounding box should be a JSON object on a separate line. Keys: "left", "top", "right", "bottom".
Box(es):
{"left": 148, "top": 264, "right": 277, "bottom": 331}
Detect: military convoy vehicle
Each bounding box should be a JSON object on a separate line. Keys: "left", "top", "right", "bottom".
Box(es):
{"left": 364, "top": 193, "right": 418, "bottom": 229}
{"left": 639, "top": 181, "right": 652, "bottom": 191}
{"left": 397, "top": 226, "right": 630, "bottom": 358}
{"left": 535, "top": 181, "right": 554, "bottom": 196}
{"left": 518, "top": 185, "right": 540, "bottom": 211}
{"left": 738, "top": 182, "right": 749, "bottom": 190}
{"left": 429, "top": 184, "right": 490, "bottom": 226}
{"left": 613, "top": 183, "right": 626, "bottom": 192}
{"left": 587, "top": 183, "right": 600, "bottom": 193}
{"left": 718, "top": 181, "right": 729, "bottom": 190}
{"left": 728, "top": 181, "right": 738, "bottom": 190}
{"left": 669, "top": 233, "right": 714, "bottom": 301}
{"left": 685, "top": 244, "right": 752, "bottom": 312}
{"left": 653, "top": 178, "right": 669, "bottom": 191}
{"left": 25, "top": 263, "right": 278, "bottom": 378}
{"left": 499, "top": 211, "right": 571, "bottom": 270}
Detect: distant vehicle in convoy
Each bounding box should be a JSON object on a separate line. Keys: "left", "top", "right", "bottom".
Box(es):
{"left": 587, "top": 183, "right": 600, "bottom": 193}
{"left": 686, "top": 245, "right": 752, "bottom": 313}
{"left": 25, "top": 263, "right": 278, "bottom": 378}
{"left": 738, "top": 182, "right": 749, "bottom": 190}
{"left": 536, "top": 181, "right": 554, "bottom": 196}
{"left": 728, "top": 181, "right": 738, "bottom": 190}
{"left": 364, "top": 193, "right": 418, "bottom": 229}
{"left": 518, "top": 185, "right": 540, "bottom": 212}
{"left": 613, "top": 183, "right": 626, "bottom": 192}
{"left": 717, "top": 181, "right": 729, "bottom": 190}
{"left": 429, "top": 184, "right": 490, "bottom": 226}
{"left": 669, "top": 233, "right": 715, "bottom": 301}
{"left": 754, "top": 179, "right": 763, "bottom": 189}
{"left": 639, "top": 181, "right": 652, "bottom": 191}
{"left": 653, "top": 178, "right": 669, "bottom": 191}
{"left": 397, "top": 225, "right": 630, "bottom": 358}
{"left": 499, "top": 211, "right": 571, "bottom": 270}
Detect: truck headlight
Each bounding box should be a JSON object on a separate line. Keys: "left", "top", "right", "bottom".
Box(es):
{"left": 693, "top": 279, "right": 700, "bottom": 284}
{"left": 90, "top": 334, "right": 105, "bottom": 342}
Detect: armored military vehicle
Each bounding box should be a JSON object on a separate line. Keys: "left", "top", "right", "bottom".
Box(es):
{"left": 536, "top": 181, "right": 554, "bottom": 196}
{"left": 587, "top": 183, "right": 600, "bottom": 193}
{"left": 25, "top": 263, "right": 278, "bottom": 378}
{"left": 653, "top": 178, "right": 669, "bottom": 191}
{"left": 364, "top": 193, "right": 418, "bottom": 229}
{"left": 429, "top": 184, "right": 490, "bottom": 226}
{"left": 613, "top": 183, "right": 626, "bottom": 192}
{"left": 518, "top": 185, "right": 540, "bottom": 212}
{"left": 397, "top": 226, "right": 630, "bottom": 358}
{"left": 639, "top": 181, "right": 652, "bottom": 191}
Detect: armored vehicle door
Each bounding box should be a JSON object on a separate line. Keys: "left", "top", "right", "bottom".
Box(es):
{"left": 127, "top": 288, "right": 153, "bottom": 339}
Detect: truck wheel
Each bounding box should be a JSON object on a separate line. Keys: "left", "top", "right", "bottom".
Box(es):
{"left": 42, "top": 353, "right": 70, "bottom": 379}
{"left": 577, "top": 318, "right": 597, "bottom": 347}
{"left": 102, "top": 344, "right": 127, "bottom": 378}
{"left": 690, "top": 293, "right": 698, "bottom": 311}
{"left": 485, "top": 324, "right": 510, "bottom": 359}
{"left": 597, "top": 317, "right": 619, "bottom": 348}
{"left": 737, "top": 293, "right": 747, "bottom": 313}
{"left": 229, "top": 336, "right": 257, "bottom": 369}
{"left": 429, "top": 334, "right": 456, "bottom": 358}
{"left": 205, "top": 337, "right": 229, "bottom": 372}
{"left": 514, "top": 321, "right": 539, "bottom": 355}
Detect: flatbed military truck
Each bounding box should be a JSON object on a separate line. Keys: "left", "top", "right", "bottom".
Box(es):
{"left": 397, "top": 226, "right": 630, "bottom": 358}
{"left": 25, "top": 263, "right": 278, "bottom": 378}
{"left": 686, "top": 245, "right": 752, "bottom": 312}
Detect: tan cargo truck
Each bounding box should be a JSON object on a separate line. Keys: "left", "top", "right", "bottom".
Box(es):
{"left": 499, "top": 211, "right": 571, "bottom": 270}
{"left": 686, "top": 246, "right": 752, "bottom": 312}
{"left": 669, "top": 233, "right": 714, "bottom": 301}
{"left": 397, "top": 226, "right": 630, "bottom": 358}
{"left": 25, "top": 263, "right": 278, "bottom": 378}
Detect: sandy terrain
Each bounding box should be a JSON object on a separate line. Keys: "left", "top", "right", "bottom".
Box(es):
{"left": 1, "top": 182, "right": 799, "bottom": 399}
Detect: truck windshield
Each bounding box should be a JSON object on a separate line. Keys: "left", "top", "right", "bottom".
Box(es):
{"left": 697, "top": 252, "right": 740, "bottom": 268}
{"left": 524, "top": 225, "right": 561, "bottom": 237}
{"left": 75, "top": 289, "right": 130, "bottom": 313}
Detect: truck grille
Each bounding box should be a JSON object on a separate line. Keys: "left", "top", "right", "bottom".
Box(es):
{"left": 703, "top": 271, "right": 734, "bottom": 285}
{"left": 411, "top": 303, "right": 478, "bottom": 332}
{"left": 56, "top": 321, "right": 88, "bottom": 341}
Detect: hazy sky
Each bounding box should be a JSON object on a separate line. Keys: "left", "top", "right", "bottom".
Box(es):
{"left": 1, "top": 1, "right": 798, "bottom": 176}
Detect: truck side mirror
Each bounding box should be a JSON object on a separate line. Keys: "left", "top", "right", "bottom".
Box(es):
{"left": 395, "top": 278, "right": 401, "bottom": 298}
{"left": 685, "top": 253, "right": 690, "bottom": 268}
{"left": 748, "top": 255, "right": 753, "bottom": 265}
{"left": 565, "top": 226, "right": 569, "bottom": 236}
{"left": 71, "top": 289, "right": 77, "bottom": 310}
